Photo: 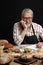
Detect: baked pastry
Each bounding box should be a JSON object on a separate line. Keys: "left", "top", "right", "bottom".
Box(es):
{"left": 0, "top": 40, "right": 13, "bottom": 49}
{"left": 33, "top": 52, "right": 43, "bottom": 59}
{"left": 4, "top": 43, "right": 13, "bottom": 49}
{"left": 0, "top": 53, "right": 14, "bottom": 64}
{"left": 8, "top": 48, "right": 21, "bottom": 53}
{"left": 33, "top": 49, "right": 43, "bottom": 59}
{"left": 20, "top": 53, "right": 33, "bottom": 61}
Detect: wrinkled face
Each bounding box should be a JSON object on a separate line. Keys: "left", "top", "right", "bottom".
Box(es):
{"left": 22, "top": 12, "right": 33, "bottom": 27}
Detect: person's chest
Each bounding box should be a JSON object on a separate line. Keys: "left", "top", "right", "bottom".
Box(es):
{"left": 26, "top": 27, "right": 39, "bottom": 40}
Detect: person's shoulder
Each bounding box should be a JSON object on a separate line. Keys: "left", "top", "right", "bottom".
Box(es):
{"left": 14, "top": 22, "right": 19, "bottom": 25}
{"left": 13, "top": 22, "right": 20, "bottom": 26}
{"left": 32, "top": 22, "right": 42, "bottom": 28}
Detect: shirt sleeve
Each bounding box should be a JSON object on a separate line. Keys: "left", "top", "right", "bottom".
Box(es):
{"left": 13, "top": 23, "right": 23, "bottom": 45}
{"left": 39, "top": 25, "right": 43, "bottom": 40}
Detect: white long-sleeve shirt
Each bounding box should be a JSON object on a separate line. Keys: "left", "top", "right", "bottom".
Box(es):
{"left": 13, "top": 22, "right": 43, "bottom": 45}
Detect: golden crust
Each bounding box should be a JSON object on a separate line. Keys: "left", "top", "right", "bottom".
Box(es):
{"left": 33, "top": 49, "right": 43, "bottom": 59}
{"left": 20, "top": 53, "right": 33, "bottom": 61}
{"left": 8, "top": 48, "right": 21, "bottom": 53}
{"left": 0, "top": 40, "right": 13, "bottom": 48}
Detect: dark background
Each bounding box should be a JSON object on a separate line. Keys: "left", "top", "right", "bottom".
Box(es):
{"left": 1, "top": 0, "right": 43, "bottom": 44}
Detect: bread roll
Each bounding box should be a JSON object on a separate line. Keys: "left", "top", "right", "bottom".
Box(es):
{"left": 20, "top": 53, "right": 33, "bottom": 61}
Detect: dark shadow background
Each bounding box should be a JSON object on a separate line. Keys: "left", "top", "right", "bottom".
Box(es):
{"left": 1, "top": 0, "right": 43, "bottom": 44}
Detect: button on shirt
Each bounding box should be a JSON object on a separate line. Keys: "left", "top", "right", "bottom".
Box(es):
{"left": 13, "top": 22, "right": 43, "bottom": 45}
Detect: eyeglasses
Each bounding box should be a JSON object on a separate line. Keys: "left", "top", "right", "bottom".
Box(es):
{"left": 23, "top": 17, "right": 33, "bottom": 19}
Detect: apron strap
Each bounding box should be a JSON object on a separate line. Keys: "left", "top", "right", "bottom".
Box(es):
{"left": 32, "top": 24, "right": 35, "bottom": 35}
{"left": 32, "top": 24, "right": 43, "bottom": 42}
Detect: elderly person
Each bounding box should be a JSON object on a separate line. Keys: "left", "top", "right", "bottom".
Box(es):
{"left": 13, "top": 8, "right": 43, "bottom": 47}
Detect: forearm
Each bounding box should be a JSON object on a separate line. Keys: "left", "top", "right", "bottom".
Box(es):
{"left": 13, "top": 28, "right": 27, "bottom": 45}
{"left": 13, "top": 21, "right": 27, "bottom": 45}
{"left": 20, "top": 28, "right": 27, "bottom": 39}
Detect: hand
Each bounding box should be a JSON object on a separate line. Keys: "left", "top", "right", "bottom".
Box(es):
{"left": 20, "top": 20, "right": 28, "bottom": 29}
{"left": 36, "top": 42, "right": 43, "bottom": 48}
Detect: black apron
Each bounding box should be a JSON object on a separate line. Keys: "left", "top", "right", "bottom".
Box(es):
{"left": 21, "top": 25, "right": 39, "bottom": 44}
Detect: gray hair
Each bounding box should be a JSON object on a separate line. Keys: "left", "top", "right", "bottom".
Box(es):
{"left": 21, "top": 8, "right": 33, "bottom": 17}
